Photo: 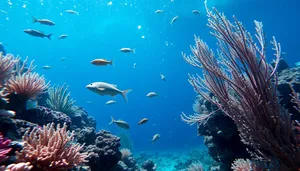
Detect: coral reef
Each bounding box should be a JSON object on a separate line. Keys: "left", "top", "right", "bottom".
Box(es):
{"left": 0, "top": 134, "right": 11, "bottom": 164}
{"left": 17, "top": 123, "right": 88, "bottom": 171}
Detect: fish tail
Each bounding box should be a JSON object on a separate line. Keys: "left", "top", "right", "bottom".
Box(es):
{"left": 132, "top": 49, "right": 135, "bottom": 54}
{"left": 46, "top": 34, "right": 52, "bottom": 40}
{"left": 122, "top": 89, "right": 132, "bottom": 102}
{"left": 32, "top": 16, "right": 37, "bottom": 23}
{"left": 110, "top": 60, "right": 114, "bottom": 66}
{"left": 109, "top": 116, "right": 115, "bottom": 125}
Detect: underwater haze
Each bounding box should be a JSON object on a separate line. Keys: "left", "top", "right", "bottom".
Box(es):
{"left": 0, "top": 0, "right": 299, "bottom": 154}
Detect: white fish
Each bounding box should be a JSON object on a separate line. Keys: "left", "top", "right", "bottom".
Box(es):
{"left": 160, "top": 73, "right": 166, "bottom": 81}
{"left": 0, "top": 109, "right": 15, "bottom": 117}
{"left": 192, "top": 10, "right": 201, "bottom": 15}
{"left": 106, "top": 100, "right": 116, "bottom": 105}
{"left": 120, "top": 48, "right": 135, "bottom": 53}
{"left": 59, "top": 34, "right": 68, "bottom": 39}
{"left": 170, "top": 16, "right": 179, "bottom": 26}
{"left": 109, "top": 116, "right": 130, "bottom": 129}
{"left": 86, "top": 82, "right": 132, "bottom": 101}
{"left": 146, "top": 92, "right": 158, "bottom": 98}
{"left": 41, "top": 65, "right": 51, "bottom": 69}
{"left": 65, "top": 10, "right": 79, "bottom": 15}
{"left": 155, "top": 10, "right": 163, "bottom": 14}
{"left": 152, "top": 134, "right": 160, "bottom": 142}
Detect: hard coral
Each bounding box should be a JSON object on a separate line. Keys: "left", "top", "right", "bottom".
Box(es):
{"left": 17, "top": 123, "right": 88, "bottom": 171}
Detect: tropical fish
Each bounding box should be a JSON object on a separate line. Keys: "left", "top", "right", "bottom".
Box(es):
{"left": 24, "top": 29, "right": 52, "bottom": 40}
{"left": 146, "top": 92, "right": 158, "bottom": 98}
{"left": 41, "top": 65, "right": 51, "bottom": 69}
{"left": 170, "top": 16, "right": 179, "bottom": 26}
{"left": 59, "top": 34, "right": 68, "bottom": 39}
{"left": 32, "top": 17, "right": 55, "bottom": 26}
{"left": 0, "top": 109, "right": 15, "bottom": 117}
{"left": 91, "top": 59, "right": 113, "bottom": 66}
{"left": 106, "top": 100, "right": 116, "bottom": 105}
{"left": 120, "top": 48, "right": 135, "bottom": 53}
{"left": 138, "top": 118, "right": 148, "bottom": 125}
{"left": 109, "top": 116, "right": 130, "bottom": 129}
{"left": 160, "top": 73, "right": 166, "bottom": 81}
{"left": 155, "top": 10, "right": 163, "bottom": 14}
{"left": 65, "top": 10, "right": 79, "bottom": 15}
{"left": 152, "top": 134, "right": 160, "bottom": 142}
{"left": 86, "top": 82, "right": 132, "bottom": 101}
{"left": 192, "top": 10, "right": 201, "bottom": 15}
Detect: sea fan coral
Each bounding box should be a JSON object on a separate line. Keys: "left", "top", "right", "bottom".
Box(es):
{"left": 0, "top": 133, "right": 11, "bottom": 163}
{"left": 120, "top": 148, "right": 132, "bottom": 161}
{"left": 17, "top": 123, "right": 88, "bottom": 171}
{"left": 0, "top": 53, "right": 18, "bottom": 84}
{"left": 182, "top": 1, "right": 300, "bottom": 169}
{"left": 6, "top": 72, "right": 49, "bottom": 100}
{"left": 46, "top": 84, "right": 75, "bottom": 114}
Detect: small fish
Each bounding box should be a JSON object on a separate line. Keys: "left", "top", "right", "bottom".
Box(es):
{"left": 32, "top": 17, "right": 55, "bottom": 26}
{"left": 91, "top": 59, "right": 113, "bottom": 66}
{"left": 41, "top": 65, "right": 51, "bottom": 69}
{"left": 152, "top": 134, "right": 160, "bottom": 142}
{"left": 61, "top": 57, "right": 66, "bottom": 61}
{"left": 59, "top": 34, "right": 68, "bottom": 39}
{"left": 147, "top": 92, "right": 158, "bottom": 98}
{"left": 0, "top": 109, "right": 16, "bottom": 117}
{"left": 192, "top": 10, "right": 201, "bottom": 15}
{"left": 86, "top": 101, "right": 92, "bottom": 104}
{"left": 133, "top": 63, "right": 136, "bottom": 68}
{"left": 66, "top": 10, "right": 79, "bottom": 15}
{"left": 86, "top": 82, "right": 132, "bottom": 101}
{"left": 138, "top": 118, "right": 148, "bottom": 125}
{"left": 296, "top": 62, "right": 300, "bottom": 67}
{"left": 106, "top": 100, "right": 116, "bottom": 105}
{"left": 120, "top": 48, "right": 135, "bottom": 53}
{"left": 170, "top": 16, "right": 179, "bottom": 26}
{"left": 160, "top": 73, "right": 166, "bottom": 81}
{"left": 109, "top": 116, "right": 130, "bottom": 129}
{"left": 155, "top": 10, "right": 163, "bottom": 14}
{"left": 24, "top": 29, "right": 52, "bottom": 40}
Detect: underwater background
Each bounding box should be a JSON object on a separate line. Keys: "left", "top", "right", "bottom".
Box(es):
{"left": 0, "top": 0, "right": 300, "bottom": 170}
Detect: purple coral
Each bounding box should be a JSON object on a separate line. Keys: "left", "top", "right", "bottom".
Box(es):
{"left": 0, "top": 133, "right": 11, "bottom": 163}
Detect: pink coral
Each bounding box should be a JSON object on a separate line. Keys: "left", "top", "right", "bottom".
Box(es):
{"left": 0, "top": 134, "right": 11, "bottom": 163}
{"left": 17, "top": 123, "right": 88, "bottom": 171}
{"left": 5, "top": 162, "right": 33, "bottom": 171}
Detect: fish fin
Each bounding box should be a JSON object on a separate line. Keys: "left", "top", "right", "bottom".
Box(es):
{"left": 32, "top": 16, "right": 37, "bottom": 23}
{"left": 109, "top": 116, "right": 115, "bottom": 125}
{"left": 122, "top": 89, "right": 132, "bottom": 102}
{"left": 97, "top": 88, "right": 105, "bottom": 91}
{"left": 110, "top": 60, "right": 114, "bottom": 66}
{"left": 46, "top": 34, "right": 52, "bottom": 40}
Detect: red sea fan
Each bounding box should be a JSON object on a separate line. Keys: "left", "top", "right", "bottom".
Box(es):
{"left": 16, "top": 123, "right": 88, "bottom": 171}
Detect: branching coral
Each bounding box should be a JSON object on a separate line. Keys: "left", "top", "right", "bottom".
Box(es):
{"left": 5, "top": 58, "right": 49, "bottom": 100}
{"left": 46, "top": 84, "right": 75, "bottom": 114}
{"left": 17, "top": 123, "right": 88, "bottom": 171}
{"left": 231, "top": 159, "right": 259, "bottom": 171}
{"left": 182, "top": 1, "right": 300, "bottom": 169}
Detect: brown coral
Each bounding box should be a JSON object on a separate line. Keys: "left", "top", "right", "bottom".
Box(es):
{"left": 17, "top": 123, "right": 88, "bottom": 171}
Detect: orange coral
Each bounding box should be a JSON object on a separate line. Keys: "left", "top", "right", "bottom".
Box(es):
{"left": 17, "top": 123, "right": 88, "bottom": 171}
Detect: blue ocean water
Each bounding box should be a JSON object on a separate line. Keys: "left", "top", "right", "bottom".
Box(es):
{"left": 0, "top": 0, "right": 299, "bottom": 154}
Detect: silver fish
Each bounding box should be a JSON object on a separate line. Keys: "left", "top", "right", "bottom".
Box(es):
{"left": 170, "top": 16, "right": 179, "bottom": 26}
{"left": 120, "top": 48, "right": 135, "bottom": 53}
{"left": 59, "top": 34, "right": 68, "bottom": 39}
{"left": 160, "top": 73, "right": 166, "bottom": 81}
{"left": 152, "top": 134, "right": 160, "bottom": 142}
{"left": 24, "top": 29, "right": 52, "bottom": 40}
{"left": 192, "top": 10, "right": 200, "bottom": 15}
{"left": 109, "top": 116, "right": 130, "bottom": 129}
{"left": 146, "top": 92, "right": 158, "bottom": 98}
{"left": 86, "top": 82, "right": 132, "bottom": 101}
{"left": 66, "top": 10, "right": 79, "bottom": 15}
{"left": 32, "top": 17, "right": 55, "bottom": 26}
{"left": 106, "top": 100, "right": 116, "bottom": 105}
{"left": 155, "top": 10, "right": 163, "bottom": 14}
{"left": 0, "top": 109, "right": 15, "bottom": 117}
